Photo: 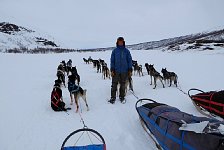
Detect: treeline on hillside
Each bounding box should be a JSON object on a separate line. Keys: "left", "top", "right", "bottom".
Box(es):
{"left": 4, "top": 47, "right": 107, "bottom": 54}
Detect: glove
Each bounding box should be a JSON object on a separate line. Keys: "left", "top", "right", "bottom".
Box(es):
{"left": 111, "top": 71, "right": 115, "bottom": 77}
{"left": 128, "top": 70, "right": 132, "bottom": 78}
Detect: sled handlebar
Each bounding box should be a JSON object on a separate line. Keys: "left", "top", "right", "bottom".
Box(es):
{"left": 135, "top": 98, "right": 158, "bottom": 109}
{"left": 188, "top": 88, "right": 205, "bottom": 98}
{"left": 61, "top": 128, "right": 106, "bottom": 150}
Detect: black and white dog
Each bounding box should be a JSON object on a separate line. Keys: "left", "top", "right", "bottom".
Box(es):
{"left": 147, "top": 64, "right": 165, "bottom": 89}
{"left": 71, "top": 67, "right": 80, "bottom": 85}
{"left": 92, "top": 60, "right": 99, "bottom": 68}
{"left": 132, "top": 60, "right": 137, "bottom": 66}
{"left": 57, "top": 65, "right": 66, "bottom": 87}
{"left": 83, "top": 58, "right": 89, "bottom": 64}
{"left": 68, "top": 75, "right": 89, "bottom": 113}
{"left": 102, "top": 63, "right": 110, "bottom": 79}
{"left": 61, "top": 60, "right": 68, "bottom": 74}
{"left": 145, "top": 63, "right": 150, "bottom": 75}
{"left": 161, "top": 68, "right": 178, "bottom": 87}
{"left": 66, "top": 59, "right": 72, "bottom": 75}
{"left": 99, "top": 59, "right": 105, "bottom": 65}
{"left": 133, "top": 63, "right": 143, "bottom": 76}
{"left": 96, "top": 61, "right": 101, "bottom": 73}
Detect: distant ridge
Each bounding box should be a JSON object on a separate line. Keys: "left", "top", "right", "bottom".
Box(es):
{"left": 1, "top": 22, "right": 224, "bottom": 53}
{"left": 79, "top": 28, "right": 224, "bottom": 51}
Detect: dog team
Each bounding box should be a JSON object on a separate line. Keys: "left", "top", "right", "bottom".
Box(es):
{"left": 51, "top": 59, "right": 89, "bottom": 113}
{"left": 50, "top": 37, "right": 178, "bottom": 112}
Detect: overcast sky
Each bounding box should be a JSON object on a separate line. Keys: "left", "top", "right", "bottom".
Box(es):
{"left": 1, "top": 0, "right": 224, "bottom": 49}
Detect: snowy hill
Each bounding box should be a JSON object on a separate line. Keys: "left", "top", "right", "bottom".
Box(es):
{"left": 1, "top": 21, "right": 223, "bottom": 53}
{"left": 0, "top": 22, "right": 59, "bottom": 52}
{"left": 126, "top": 28, "right": 224, "bottom": 50}
{"left": 0, "top": 49, "right": 224, "bottom": 150}
{"left": 81, "top": 28, "right": 224, "bottom": 52}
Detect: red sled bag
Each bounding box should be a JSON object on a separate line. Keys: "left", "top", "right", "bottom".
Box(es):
{"left": 188, "top": 89, "right": 224, "bottom": 119}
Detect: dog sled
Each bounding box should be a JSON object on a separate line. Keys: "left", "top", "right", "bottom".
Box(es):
{"left": 188, "top": 88, "right": 224, "bottom": 120}
{"left": 61, "top": 127, "right": 106, "bottom": 150}
{"left": 136, "top": 99, "right": 224, "bottom": 150}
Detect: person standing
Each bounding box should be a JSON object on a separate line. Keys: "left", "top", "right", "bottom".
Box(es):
{"left": 109, "top": 37, "right": 132, "bottom": 104}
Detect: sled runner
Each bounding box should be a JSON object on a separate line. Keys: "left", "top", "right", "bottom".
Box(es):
{"left": 136, "top": 99, "right": 224, "bottom": 150}
{"left": 61, "top": 127, "right": 106, "bottom": 150}
{"left": 188, "top": 88, "right": 224, "bottom": 119}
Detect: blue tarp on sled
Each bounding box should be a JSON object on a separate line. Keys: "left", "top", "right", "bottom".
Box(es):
{"left": 63, "top": 144, "right": 105, "bottom": 150}
{"left": 136, "top": 99, "right": 224, "bottom": 150}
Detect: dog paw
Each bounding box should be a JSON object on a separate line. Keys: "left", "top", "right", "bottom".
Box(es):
{"left": 70, "top": 102, "right": 73, "bottom": 105}
{"left": 87, "top": 108, "right": 90, "bottom": 111}
{"left": 75, "top": 109, "right": 78, "bottom": 113}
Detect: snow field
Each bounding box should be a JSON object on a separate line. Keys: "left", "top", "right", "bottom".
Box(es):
{"left": 0, "top": 49, "right": 224, "bottom": 149}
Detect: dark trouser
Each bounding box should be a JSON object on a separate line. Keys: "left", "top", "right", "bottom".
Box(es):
{"left": 51, "top": 101, "right": 66, "bottom": 111}
{"left": 111, "top": 73, "right": 128, "bottom": 99}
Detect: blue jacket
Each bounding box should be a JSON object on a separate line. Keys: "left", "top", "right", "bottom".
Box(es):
{"left": 110, "top": 46, "right": 132, "bottom": 73}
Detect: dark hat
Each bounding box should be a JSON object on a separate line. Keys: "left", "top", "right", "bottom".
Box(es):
{"left": 116, "top": 37, "right": 125, "bottom": 47}
{"left": 117, "top": 37, "right": 124, "bottom": 41}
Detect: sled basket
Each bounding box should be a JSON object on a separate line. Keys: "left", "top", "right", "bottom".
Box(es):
{"left": 136, "top": 99, "right": 224, "bottom": 150}
{"left": 188, "top": 88, "right": 224, "bottom": 119}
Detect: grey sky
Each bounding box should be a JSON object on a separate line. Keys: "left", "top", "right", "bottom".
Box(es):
{"left": 1, "top": 0, "right": 224, "bottom": 48}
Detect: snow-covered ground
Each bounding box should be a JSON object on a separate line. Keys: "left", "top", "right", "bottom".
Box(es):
{"left": 0, "top": 49, "right": 224, "bottom": 150}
